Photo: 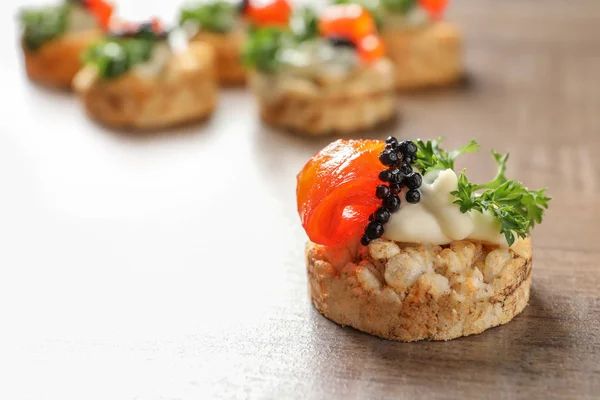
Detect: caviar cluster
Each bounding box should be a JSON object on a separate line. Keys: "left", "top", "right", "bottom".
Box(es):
{"left": 109, "top": 18, "right": 169, "bottom": 40}
{"left": 361, "top": 137, "right": 423, "bottom": 246}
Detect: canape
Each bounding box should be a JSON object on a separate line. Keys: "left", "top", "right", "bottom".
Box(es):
{"left": 19, "top": 0, "right": 114, "bottom": 88}
{"left": 73, "top": 19, "right": 218, "bottom": 130}
{"left": 337, "top": 0, "right": 462, "bottom": 90}
{"left": 179, "top": 0, "right": 292, "bottom": 85}
{"left": 297, "top": 137, "right": 550, "bottom": 341}
{"left": 243, "top": 4, "right": 397, "bottom": 136}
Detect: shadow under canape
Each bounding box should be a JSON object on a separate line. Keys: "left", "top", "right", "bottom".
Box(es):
{"left": 301, "top": 280, "right": 584, "bottom": 398}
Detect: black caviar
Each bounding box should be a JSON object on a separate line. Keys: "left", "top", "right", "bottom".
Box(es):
{"left": 328, "top": 36, "right": 356, "bottom": 48}
{"left": 109, "top": 21, "right": 170, "bottom": 40}
{"left": 361, "top": 137, "right": 423, "bottom": 246}
{"left": 238, "top": 0, "right": 249, "bottom": 14}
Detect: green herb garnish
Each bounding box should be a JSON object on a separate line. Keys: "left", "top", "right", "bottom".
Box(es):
{"left": 414, "top": 138, "right": 551, "bottom": 246}
{"left": 242, "top": 27, "right": 289, "bottom": 73}
{"left": 242, "top": 6, "right": 322, "bottom": 73}
{"left": 83, "top": 21, "right": 169, "bottom": 80}
{"left": 289, "top": 7, "right": 319, "bottom": 42}
{"left": 83, "top": 38, "right": 155, "bottom": 79}
{"left": 414, "top": 137, "right": 480, "bottom": 175}
{"left": 179, "top": 1, "right": 238, "bottom": 33}
{"left": 19, "top": 4, "right": 71, "bottom": 51}
{"left": 381, "top": 0, "right": 418, "bottom": 14}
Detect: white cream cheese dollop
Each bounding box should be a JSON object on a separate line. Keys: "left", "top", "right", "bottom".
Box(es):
{"left": 383, "top": 169, "right": 508, "bottom": 247}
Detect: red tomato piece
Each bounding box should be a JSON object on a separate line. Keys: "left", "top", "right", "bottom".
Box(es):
{"left": 419, "top": 0, "right": 449, "bottom": 19}
{"left": 84, "top": 0, "right": 115, "bottom": 31}
{"left": 245, "top": 0, "right": 292, "bottom": 27}
{"left": 319, "top": 4, "right": 376, "bottom": 43}
{"left": 358, "top": 34, "right": 385, "bottom": 64}
{"left": 296, "top": 139, "right": 386, "bottom": 246}
{"left": 151, "top": 17, "right": 165, "bottom": 34}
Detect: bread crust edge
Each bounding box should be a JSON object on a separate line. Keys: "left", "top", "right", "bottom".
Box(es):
{"left": 307, "top": 239, "right": 532, "bottom": 341}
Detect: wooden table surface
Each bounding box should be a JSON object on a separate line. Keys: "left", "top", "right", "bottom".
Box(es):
{"left": 1, "top": 1, "right": 599, "bottom": 399}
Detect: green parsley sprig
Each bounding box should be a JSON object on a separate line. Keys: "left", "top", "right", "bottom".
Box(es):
{"left": 19, "top": 4, "right": 71, "bottom": 51}
{"left": 414, "top": 138, "right": 551, "bottom": 246}
{"left": 242, "top": 7, "right": 319, "bottom": 73}
{"left": 83, "top": 38, "right": 155, "bottom": 79}
{"left": 179, "top": 1, "right": 238, "bottom": 33}
{"left": 414, "top": 137, "right": 480, "bottom": 175}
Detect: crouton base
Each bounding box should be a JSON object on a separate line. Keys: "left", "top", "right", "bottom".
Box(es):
{"left": 192, "top": 31, "right": 246, "bottom": 85}
{"left": 381, "top": 21, "right": 462, "bottom": 90}
{"left": 307, "top": 238, "right": 532, "bottom": 341}
{"left": 248, "top": 59, "right": 397, "bottom": 136}
{"left": 74, "top": 42, "right": 218, "bottom": 130}
{"left": 23, "top": 30, "right": 103, "bottom": 89}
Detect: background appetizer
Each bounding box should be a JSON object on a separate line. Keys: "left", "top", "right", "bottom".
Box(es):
{"left": 19, "top": 0, "right": 114, "bottom": 88}
{"left": 179, "top": 0, "right": 292, "bottom": 85}
{"left": 335, "top": 0, "right": 462, "bottom": 90}
{"left": 73, "top": 18, "right": 218, "bottom": 130}
{"left": 297, "top": 136, "right": 550, "bottom": 341}
{"left": 243, "top": 4, "right": 397, "bottom": 136}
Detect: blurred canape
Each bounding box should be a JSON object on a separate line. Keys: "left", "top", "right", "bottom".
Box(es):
{"left": 335, "top": 0, "right": 462, "bottom": 90}
{"left": 243, "top": 4, "right": 397, "bottom": 136}
{"left": 73, "top": 18, "right": 218, "bottom": 130}
{"left": 178, "top": 0, "right": 292, "bottom": 86}
{"left": 19, "top": 0, "right": 114, "bottom": 89}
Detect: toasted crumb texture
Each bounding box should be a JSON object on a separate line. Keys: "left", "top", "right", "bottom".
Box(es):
{"left": 248, "top": 59, "right": 397, "bottom": 136}
{"left": 22, "top": 30, "right": 102, "bottom": 89}
{"left": 307, "top": 237, "right": 532, "bottom": 341}
{"left": 73, "top": 42, "right": 218, "bottom": 130}
{"left": 192, "top": 31, "right": 246, "bottom": 85}
{"left": 381, "top": 22, "right": 462, "bottom": 90}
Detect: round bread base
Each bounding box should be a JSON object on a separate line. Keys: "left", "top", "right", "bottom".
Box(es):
{"left": 256, "top": 89, "right": 397, "bottom": 137}
{"left": 192, "top": 31, "right": 246, "bottom": 86}
{"left": 23, "top": 30, "right": 103, "bottom": 89}
{"left": 74, "top": 42, "right": 218, "bottom": 131}
{"left": 262, "top": 109, "right": 399, "bottom": 138}
{"left": 307, "top": 239, "right": 532, "bottom": 341}
{"left": 381, "top": 21, "right": 462, "bottom": 91}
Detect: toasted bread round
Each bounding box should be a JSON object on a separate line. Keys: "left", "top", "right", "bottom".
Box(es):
{"left": 22, "top": 30, "right": 102, "bottom": 89}
{"left": 381, "top": 21, "right": 462, "bottom": 90}
{"left": 249, "top": 59, "right": 397, "bottom": 136}
{"left": 73, "top": 42, "right": 218, "bottom": 130}
{"left": 307, "top": 237, "right": 532, "bottom": 341}
{"left": 192, "top": 31, "right": 246, "bottom": 85}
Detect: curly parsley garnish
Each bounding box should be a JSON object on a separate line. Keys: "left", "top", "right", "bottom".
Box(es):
{"left": 83, "top": 38, "right": 155, "bottom": 79}
{"left": 82, "top": 22, "right": 169, "bottom": 79}
{"left": 19, "top": 4, "right": 71, "bottom": 51}
{"left": 414, "top": 137, "right": 480, "bottom": 175}
{"left": 415, "top": 138, "right": 551, "bottom": 246}
{"left": 179, "top": 1, "right": 238, "bottom": 33}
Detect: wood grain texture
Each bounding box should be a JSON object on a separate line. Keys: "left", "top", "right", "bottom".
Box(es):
{"left": 237, "top": 1, "right": 600, "bottom": 398}
{"left": 1, "top": 1, "right": 599, "bottom": 399}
